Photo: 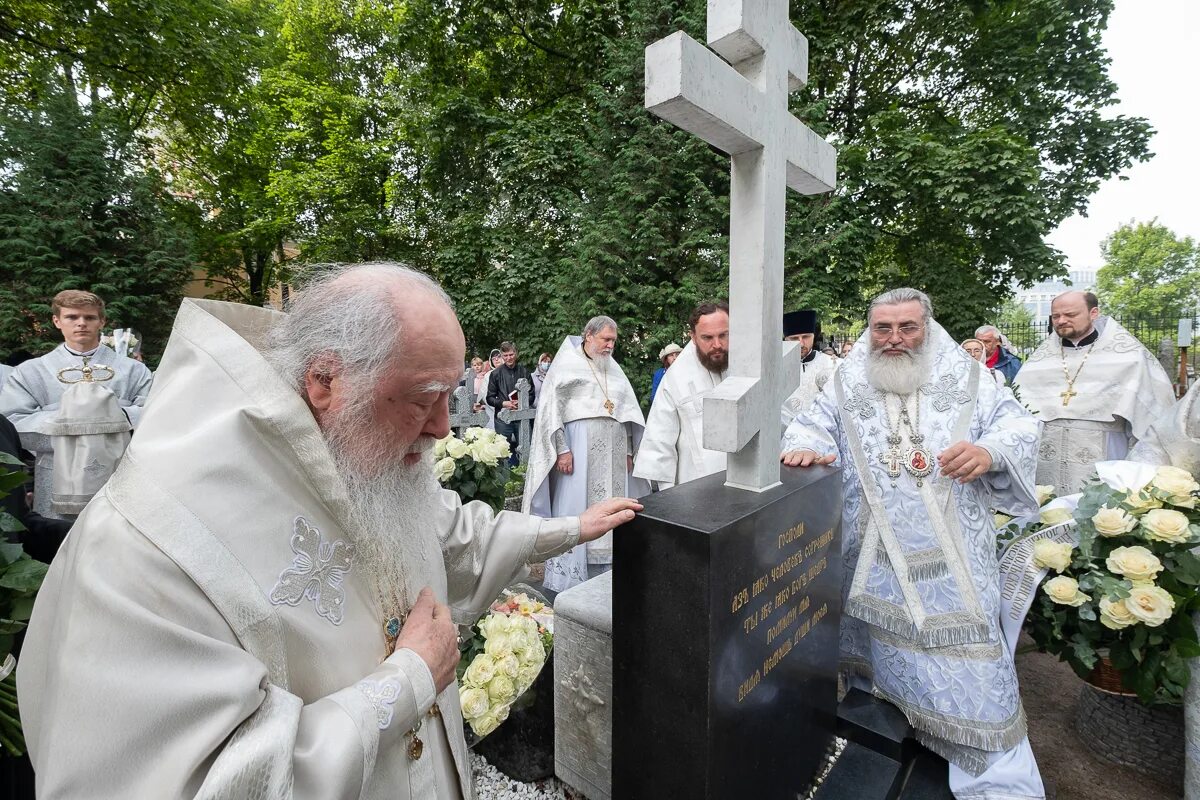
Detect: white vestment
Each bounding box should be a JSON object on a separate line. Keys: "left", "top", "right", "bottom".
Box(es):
{"left": 17, "top": 299, "right": 584, "bottom": 800}
{"left": 781, "top": 350, "right": 837, "bottom": 428}
{"left": 632, "top": 341, "right": 726, "bottom": 489}
{"left": 783, "top": 323, "right": 1044, "bottom": 796}
{"left": 1013, "top": 317, "right": 1176, "bottom": 496}
{"left": 524, "top": 338, "right": 649, "bottom": 593}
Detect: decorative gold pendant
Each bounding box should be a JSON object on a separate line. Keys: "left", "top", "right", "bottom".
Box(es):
{"left": 603, "top": 399, "right": 615, "bottom": 415}
{"left": 408, "top": 735, "right": 424, "bottom": 760}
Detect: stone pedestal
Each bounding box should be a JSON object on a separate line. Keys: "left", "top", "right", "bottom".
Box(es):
{"left": 613, "top": 466, "right": 843, "bottom": 800}
{"left": 552, "top": 571, "right": 613, "bottom": 800}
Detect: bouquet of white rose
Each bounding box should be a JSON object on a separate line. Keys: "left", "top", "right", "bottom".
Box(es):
{"left": 1025, "top": 463, "right": 1200, "bottom": 704}
{"left": 456, "top": 590, "right": 553, "bottom": 739}
{"left": 434, "top": 428, "right": 512, "bottom": 512}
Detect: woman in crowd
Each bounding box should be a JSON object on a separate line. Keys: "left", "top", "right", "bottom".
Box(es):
{"left": 532, "top": 351, "right": 552, "bottom": 403}
{"left": 961, "top": 338, "right": 1007, "bottom": 386}
{"left": 471, "top": 355, "right": 496, "bottom": 428}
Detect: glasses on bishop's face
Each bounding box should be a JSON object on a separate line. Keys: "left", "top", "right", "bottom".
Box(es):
{"left": 870, "top": 323, "right": 925, "bottom": 339}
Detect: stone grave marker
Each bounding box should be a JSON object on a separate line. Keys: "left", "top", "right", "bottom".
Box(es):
{"left": 449, "top": 371, "right": 488, "bottom": 435}
{"left": 496, "top": 377, "right": 536, "bottom": 464}
{"left": 613, "top": 467, "right": 842, "bottom": 799}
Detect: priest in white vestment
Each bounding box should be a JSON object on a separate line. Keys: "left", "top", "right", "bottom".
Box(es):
{"left": 633, "top": 301, "right": 729, "bottom": 489}
{"left": 782, "top": 288, "right": 1045, "bottom": 800}
{"left": 17, "top": 264, "right": 641, "bottom": 800}
{"left": 524, "top": 317, "right": 650, "bottom": 593}
{"left": 781, "top": 308, "right": 837, "bottom": 428}
{"left": 1013, "top": 290, "right": 1175, "bottom": 496}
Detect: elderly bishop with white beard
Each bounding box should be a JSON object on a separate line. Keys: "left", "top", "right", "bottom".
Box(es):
{"left": 781, "top": 288, "right": 1045, "bottom": 800}
{"left": 17, "top": 264, "right": 642, "bottom": 799}
{"left": 523, "top": 317, "right": 650, "bottom": 594}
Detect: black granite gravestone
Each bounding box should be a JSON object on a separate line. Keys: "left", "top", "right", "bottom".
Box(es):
{"left": 613, "top": 465, "right": 842, "bottom": 799}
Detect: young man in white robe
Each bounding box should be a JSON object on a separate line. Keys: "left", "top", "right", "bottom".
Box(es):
{"left": 0, "top": 289, "right": 152, "bottom": 430}
{"left": 782, "top": 288, "right": 1045, "bottom": 800}
{"left": 17, "top": 264, "right": 641, "bottom": 800}
{"left": 1013, "top": 290, "right": 1176, "bottom": 496}
{"left": 633, "top": 300, "right": 729, "bottom": 489}
{"left": 781, "top": 308, "right": 837, "bottom": 428}
{"left": 524, "top": 316, "right": 650, "bottom": 594}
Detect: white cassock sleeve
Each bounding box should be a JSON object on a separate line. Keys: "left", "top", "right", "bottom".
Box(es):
{"left": 18, "top": 500, "right": 440, "bottom": 800}
{"left": 439, "top": 490, "right": 581, "bottom": 624}
{"left": 0, "top": 362, "right": 57, "bottom": 432}
{"left": 121, "top": 361, "right": 154, "bottom": 426}
{"left": 632, "top": 387, "right": 681, "bottom": 488}
{"left": 780, "top": 383, "right": 841, "bottom": 462}
{"left": 972, "top": 389, "right": 1042, "bottom": 518}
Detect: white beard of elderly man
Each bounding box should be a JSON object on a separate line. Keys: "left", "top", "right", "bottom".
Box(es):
{"left": 17, "top": 263, "right": 641, "bottom": 800}
{"left": 780, "top": 288, "right": 1046, "bottom": 800}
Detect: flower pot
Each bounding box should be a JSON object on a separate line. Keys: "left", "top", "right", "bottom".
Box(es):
{"left": 1084, "top": 655, "right": 1135, "bottom": 695}
{"left": 1074, "top": 672, "right": 1184, "bottom": 792}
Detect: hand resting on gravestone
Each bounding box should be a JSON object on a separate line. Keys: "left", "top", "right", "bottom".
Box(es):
{"left": 780, "top": 449, "right": 837, "bottom": 468}
{"left": 578, "top": 497, "right": 643, "bottom": 541}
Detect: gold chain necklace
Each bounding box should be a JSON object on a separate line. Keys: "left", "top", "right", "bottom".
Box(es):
{"left": 585, "top": 353, "right": 616, "bottom": 415}
{"left": 1058, "top": 338, "right": 1095, "bottom": 407}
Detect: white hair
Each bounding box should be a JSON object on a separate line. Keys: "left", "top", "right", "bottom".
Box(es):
{"left": 975, "top": 324, "right": 1000, "bottom": 337}
{"left": 266, "top": 262, "right": 452, "bottom": 408}
{"left": 869, "top": 287, "right": 933, "bottom": 324}
{"left": 582, "top": 315, "right": 618, "bottom": 339}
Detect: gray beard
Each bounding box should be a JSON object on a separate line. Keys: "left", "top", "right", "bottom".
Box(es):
{"left": 325, "top": 406, "right": 443, "bottom": 610}
{"left": 865, "top": 345, "right": 932, "bottom": 396}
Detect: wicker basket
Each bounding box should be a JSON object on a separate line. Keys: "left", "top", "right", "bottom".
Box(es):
{"left": 1085, "top": 655, "right": 1135, "bottom": 695}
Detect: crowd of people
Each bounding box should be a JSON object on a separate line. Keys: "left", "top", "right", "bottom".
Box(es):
{"left": 0, "top": 271, "right": 1193, "bottom": 800}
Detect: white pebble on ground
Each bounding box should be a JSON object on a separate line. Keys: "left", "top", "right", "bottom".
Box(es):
{"left": 470, "top": 753, "right": 584, "bottom": 800}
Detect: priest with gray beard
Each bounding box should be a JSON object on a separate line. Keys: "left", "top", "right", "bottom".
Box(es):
{"left": 17, "top": 263, "right": 642, "bottom": 800}
{"left": 781, "top": 288, "right": 1046, "bottom": 800}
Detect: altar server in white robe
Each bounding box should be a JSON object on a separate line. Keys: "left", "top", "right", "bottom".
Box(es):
{"left": 525, "top": 317, "right": 651, "bottom": 593}
{"left": 0, "top": 289, "right": 152, "bottom": 431}
{"left": 1014, "top": 290, "right": 1175, "bottom": 496}
{"left": 782, "top": 288, "right": 1045, "bottom": 800}
{"left": 17, "top": 263, "right": 641, "bottom": 800}
{"left": 633, "top": 300, "right": 729, "bottom": 489}
{"left": 781, "top": 308, "right": 837, "bottom": 427}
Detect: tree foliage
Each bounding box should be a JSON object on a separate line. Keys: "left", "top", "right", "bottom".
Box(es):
{"left": 0, "top": 0, "right": 1153, "bottom": 385}
{"left": 0, "top": 92, "right": 194, "bottom": 361}
{"left": 1096, "top": 220, "right": 1200, "bottom": 319}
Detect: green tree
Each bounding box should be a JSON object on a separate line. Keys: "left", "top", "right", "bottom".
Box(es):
{"left": 1097, "top": 220, "right": 1200, "bottom": 319}
{"left": 0, "top": 91, "right": 194, "bottom": 360}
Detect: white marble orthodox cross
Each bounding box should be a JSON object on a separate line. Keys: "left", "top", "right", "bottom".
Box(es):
{"left": 645, "top": 0, "right": 836, "bottom": 490}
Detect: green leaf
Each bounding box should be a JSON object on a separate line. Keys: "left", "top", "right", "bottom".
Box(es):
{"left": 0, "top": 544, "right": 23, "bottom": 568}
{"left": 0, "top": 453, "right": 24, "bottom": 467}
{"left": 0, "top": 512, "right": 25, "bottom": 534}
{"left": 0, "top": 558, "right": 47, "bottom": 592}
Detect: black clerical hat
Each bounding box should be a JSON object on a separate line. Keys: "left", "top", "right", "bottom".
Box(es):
{"left": 783, "top": 309, "right": 820, "bottom": 338}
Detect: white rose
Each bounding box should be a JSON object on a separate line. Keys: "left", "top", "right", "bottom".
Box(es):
{"left": 1151, "top": 465, "right": 1199, "bottom": 508}
{"left": 1043, "top": 575, "right": 1088, "bottom": 607}
{"left": 1105, "top": 545, "right": 1164, "bottom": 582}
{"left": 434, "top": 436, "right": 450, "bottom": 459}
{"left": 1031, "top": 540, "right": 1073, "bottom": 573}
{"left": 445, "top": 437, "right": 469, "bottom": 460}
{"left": 1035, "top": 485, "right": 1056, "bottom": 507}
{"left": 1140, "top": 508, "right": 1193, "bottom": 544}
{"left": 487, "top": 674, "right": 518, "bottom": 703}
{"left": 483, "top": 632, "right": 513, "bottom": 656}
{"left": 434, "top": 456, "right": 457, "bottom": 483}
{"left": 494, "top": 653, "right": 520, "bottom": 678}
{"left": 993, "top": 513, "right": 1013, "bottom": 528}
{"left": 486, "top": 438, "right": 511, "bottom": 462}
{"left": 1039, "top": 507, "right": 1073, "bottom": 527}
{"left": 516, "top": 665, "right": 541, "bottom": 693}
{"left": 1122, "top": 489, "right": 1163, "bottom": 514}
{"left": 463, "top": 655, "right": 496, "bottom": 686}
{"left": 1124, "top": 585, "right": 1175, "bottom": 627}
{"left": 477, "top": 613, "right": 506, "bottom": 639}
{"left": 1091, "top": 506, "right": 1138, "bottom": 538}
{"left": 1098, "top": 597, "right": 1138, "bottom": 630}
{"left": 471, "top": 711, "right": 502, "bottom": 737}
{"left": 469, "top": 439, "right": 498, "bottom": 466}
{"left": 463, "top": 427, "right": 485, "bottom": 442}
{"left": 459, "top": 686, "right": 491, "bottom": 719}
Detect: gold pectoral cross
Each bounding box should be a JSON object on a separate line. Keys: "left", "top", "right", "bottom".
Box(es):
{"left": 880, "top": 449, "right": 903, "bottom": 479}
{"left": 1060, "top": 388, "right": 1077, "bottom": 406}
{"left": 604, "top": 399, "right": 615, "bottom": 415}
